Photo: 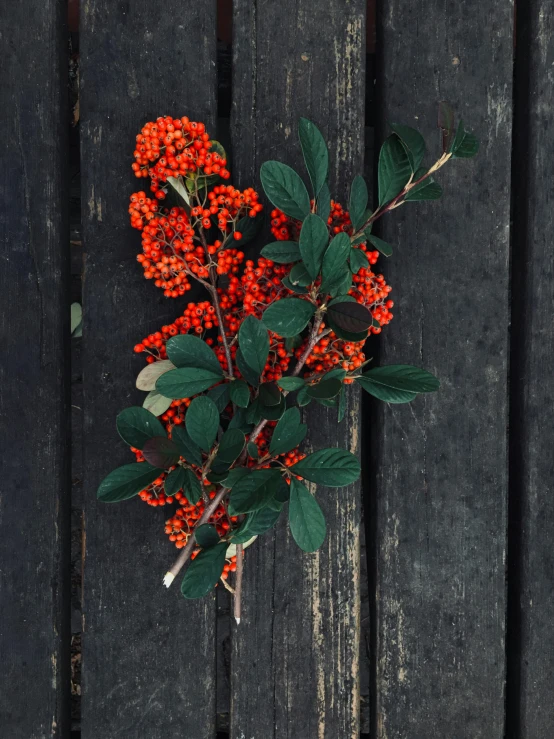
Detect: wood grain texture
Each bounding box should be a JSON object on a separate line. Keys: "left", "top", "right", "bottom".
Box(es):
{"left": 510, "top": 1, "right": 554, "bottom": 736}
{"left": 0, "top": 1, "right": 70, "bottom": 736}
{"left": 80, "top": 2, "right": 218, "bottom": 736}
{"left": 374, "top": 2, "right": 513, "bottom": 737}
{"left": 230, "top": 2, "right": 365, "bottom": 736}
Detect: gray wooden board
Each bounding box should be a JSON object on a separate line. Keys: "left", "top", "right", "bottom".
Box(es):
{"left": 80, "top": 2, "right": 219, "bottom": 735}
{"left": 230, "top": 1, "right": 366, "bottom": 736}
{"left": 373, "top": 1, "right": 513, "bottom": 737}
{"left": 0, "top": 1, "right": 71, "bottom": 736}
{"left": 510, "top": 1, "right": 554, "bottom": 736}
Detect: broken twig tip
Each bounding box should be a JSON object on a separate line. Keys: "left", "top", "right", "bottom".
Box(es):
{"left": 235, "top": 617, "right": 241, "bottom": 625}
{"left": 163, "top": 572, "right": 175, "bottom": 588}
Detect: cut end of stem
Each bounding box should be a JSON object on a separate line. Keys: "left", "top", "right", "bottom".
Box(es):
{"left": 235, "top": 617, "right": 241, "bottom": 625}
{"left": 163, "top": 572, "right": 175, "bottom": 588}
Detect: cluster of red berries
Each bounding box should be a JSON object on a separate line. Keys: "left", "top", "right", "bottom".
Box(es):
{"left": 132, "top": 116, "right": 230, "bottom": 199}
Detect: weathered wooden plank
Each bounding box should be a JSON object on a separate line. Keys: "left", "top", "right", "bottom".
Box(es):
{"left": 230, "top": 2, "right": 366, "bottom": 737}
{"left": 374, "top": 2, "right": 513, "bottom": 737}
{"left": 510, "top": 2, "right": 554, "bottom": 736}
{"left": 0, "top": 1, "right": 70, "bottom": 736}
{"left": 80, "top": 2, "right": 218, "bottom": 736}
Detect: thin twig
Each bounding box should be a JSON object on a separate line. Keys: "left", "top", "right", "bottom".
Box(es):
{"left": 234, "top": 543, "right": 243, "bottom": 625}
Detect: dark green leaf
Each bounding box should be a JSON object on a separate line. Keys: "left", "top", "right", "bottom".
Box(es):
{"left": 185, "top": 396, "right": 220, "bottom": 451}
{"left": 269, "top": 407, "right": 307, "bottom": 456}
{"left": 321, "top": 232, "right": 351, "bottom": 294}
{"left": 229, "top": 379, "right": 250, "bottom": 408}
{"left": 299, "top": 214, "right": 329, "bottom": 279}
{"left": 260, "top": 241, "right": 302, "bottom": 263}
{"left": 289, "top": 261, "right": 312, "bottom": 287}
{"left": 165, "top": 466, "right": 187, "bottom": 496}
{"left": 238, "top": 315, "right": 270, "bottom": 378}
{"left": 296, "top": 386, "right": 312, "bottom": 407}
{"left": 282, "top": 275, "right": 309, "bottom": 294}
{"left": 391, "top": 124, "right": 426, "bottom": 172}
{"left": 450, "top": 120, "right": 479, "bottom": 158}
{"left": 116, "top": 406, "right": 166, "bottom": 449}
{"left": 195, "top": 524, "right": 221, "bottom": 549}
{"left": 236, "top": 349, "right": 261, "bottom": 387}
{"left": 438, "top": 101, "right": 456, "bottom": 152}
{"left": 233, "top": 212, "right": 263, "bottom": 246}
{"left": 228, "top": 469, "right": 283, "bottom": 515}
{"left": 181, "top": 543, "right": 227, "bottom": 599}
{"left": 404, "top": 177, "right": 442, "bottom": 201}
{"left": 273, "top": 475, "right": 291, "bottom": 503}
{"left": 165, "top": 334, "right": 223, "bottom": 374}
{"left": 378, "top": 135, "right": 412, "bottom": 206}
{"left": 277, "top": 376, "right": 306, "bottom": 391}
{"left": 349, "top": 175, "right": 369, "bottom": 230}
{"left": 172, "top": 425, "right": 203, "bottom": 466}
{"left": 262, "top": 298, "right": 316, "bottom": 337}
{"left": 246, "top": 396, "right": 262, "bottom": 424}
{"left": 183, "top": 468, "right": 202, "bottom": 504}
{"left": 258, "top": 382, "right": 281, "bottom": 407}
{"left": 156, "top": 367, "right": 222, "bottom": 399}
{"left": 306, "top": 377, "right": 342, "bottom": 399}
{"left": 228, "top": 407, "right": 253, "bottom": 433}
{"left": 288, "top": 477, "right": 326, "bottom": 552}
{"left": 97, "top": 462, "right": 162, "bottom": 503}
{"left": 142, "top": 436, "right": 180, "bottom": 469}
{"left": 221, "top": 467, "right": 250, "bottom": 488}
{"left": 260, "top": 161, "right": 311, "bottom": 221}
{"left": 216, "top": 428, "right": 245, "bottom": 464}
{"left": 291, "top": 448, "right": 361, "bottom": 486}
{"left": 368, "top": 234, "right": 393, "bottom": 257}
{"left": 316, "top": 182, "right": 331, "bottom": 223}
{"left": 247, "top": 505, "right": 282, "bottom": 535}
{"left": 298, "top": 117, "right": 329, "bottom": 196}
{"left": 326, "top": 298, "right": 373, "bottom": 333}
{"left": 356, "top": 364, "right": 440, "bottom": 403}
{"left": 259, "top": 395, "right": 286, "bottom": 421}
{"left": 349, "top": 247, "right": 369, "bottom": 274}
{"left": 247, "top": 441, "right": 259, "bottom": 459}
{"left": 208, "top": 383, "right": 231, "bottom": 413}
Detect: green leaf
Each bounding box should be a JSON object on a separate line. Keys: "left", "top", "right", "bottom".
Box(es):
{"left": 165, "top": 466, "right": 187, "bottom": 496}
{"left": 116, "top": 406, "right": 166, "bottom": 449}
{"left": 186, "top": 396, "right": 220, "bottom": 451}
{"left": 349, "top": 247, "right": 369, "bottom": 274}
{"left": 97, "top": 462, "right": 162, "bottom": 503}
{"left": 260, "top": 241, "right": 302, "bottom": 263}
{"left": 299, "top": 213, "right": 329, "bottom": 279}
{"left": 165, "top": 334, "right": 223, "bottom": 374}
{"left": 142, "top": 390, "right": 173, "bottom": 417}
{"left": 404, "top": 177, "right": 442, "bottom": 201}
{"left": 233, "top": 212, "right": 263, "bottom": 246}
{"left": 221, "top": 467, "right": 250, "bottom": 488}
{"left": 356, "top": 364, "right": 440, "bottom": 403}
{"left": 326, "top": 298, "right": 373, "bottom": 333}
{"left": 216, "top": 428, "right": 245, "bottom": 464}
{"left": 316, "top": 182, "right": 331, "bottom": 223}
{"left": 262, "top": 298, "right": 316, "bottom": 337}
{"left": 438, "top": 101, "right": 456, "bottom": 152}
{"left": 246, "top": 396, "right": 262, "bottom": 425}
{"left": 260, "top": 161, "right": 311, "bottom": 221}
{"left": 247, "top": 441, "right": 259, "bottom": 459}
{"left": 238, "top": 315, "right": 270, "bottom": 378}
{"left": 236, "top": 349, "right": 261, "bottom": 387}
{"left": 136, "top": 359, "right": 176, "bottom": 391}
{"left": 391, "top": 124, "right": 426, "bottom": 172}
{"left": 368, "top": 234, "right": 393, "bottom": 257}
{"left": 306, "top": 377, "right": 342, "bottom": 399}
{"left": 208, "top": 383, "right": 231, "bottom": 413}
{"left": 291, "top": 448, "right": 361, "bottom": 486}
{"left": 156, "top": 367, "right": 222, "bottom": 399}
{"left": 348, "top": 175, "right": 369, "bottom": 230}
{"left": 183, "top": 468, "right": 202, "bottom": 504}
{"left": 450, "top": 120, "right": 479, "bottom": 158}
{"left": 321, "top": 232, "right": 351, "bottom": 294}
{"left": 282, "top": 275, "right": 309, "bottom": 294}
{"left": 181, "top": 543, "right": 227, "bottom": 599}
{"left": 298, "top": 117, "right": 329, "bottom": 196}
{"left": 258, "top": 382, "right": 281, "bottom": 407}
{"left": 229, "top": 379, "right": 250, "bottom": 408}
{"left": 277, "top": 376, "right": 306, "bottom": 391}
{"left": 273, "top": 475, "right": 291, "bottom": 503}
{"left": 269, "top": 406, "right": 307, "bottom": 456}
{"left": 227, "top": 408, "right": 253, "bottom": 433}
{"left": 288, "top": 477, "right": 326, "bottom": 552}
{"left": 289, "top": 262, "right": 312, "bottom": 287}
{"left": 259, "top": 395, "right": 286, "bottom": 421}
{"left": 378, "top": 135, "right": 412, "bottom": 206}
{"left": 297, "top": 386, "right": 312, "bottom": 407}
{"left": 172, "top": 425, "right": 203, "bottom": 466}
{"left": 247, "top": 505, "right": 282, "bottom": 535}
{"left": 142, "top": 436, "right": 180, "bottom": 469}
{"left": 228, "top": 469, "right": 283, "bottom": 515}
{"left": 195, "top": 524, "right": 221, "bottom": 549}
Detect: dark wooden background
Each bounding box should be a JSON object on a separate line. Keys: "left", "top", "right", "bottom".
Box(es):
{"left": 1, "top": 0, "right": 553, "bottom": 737}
